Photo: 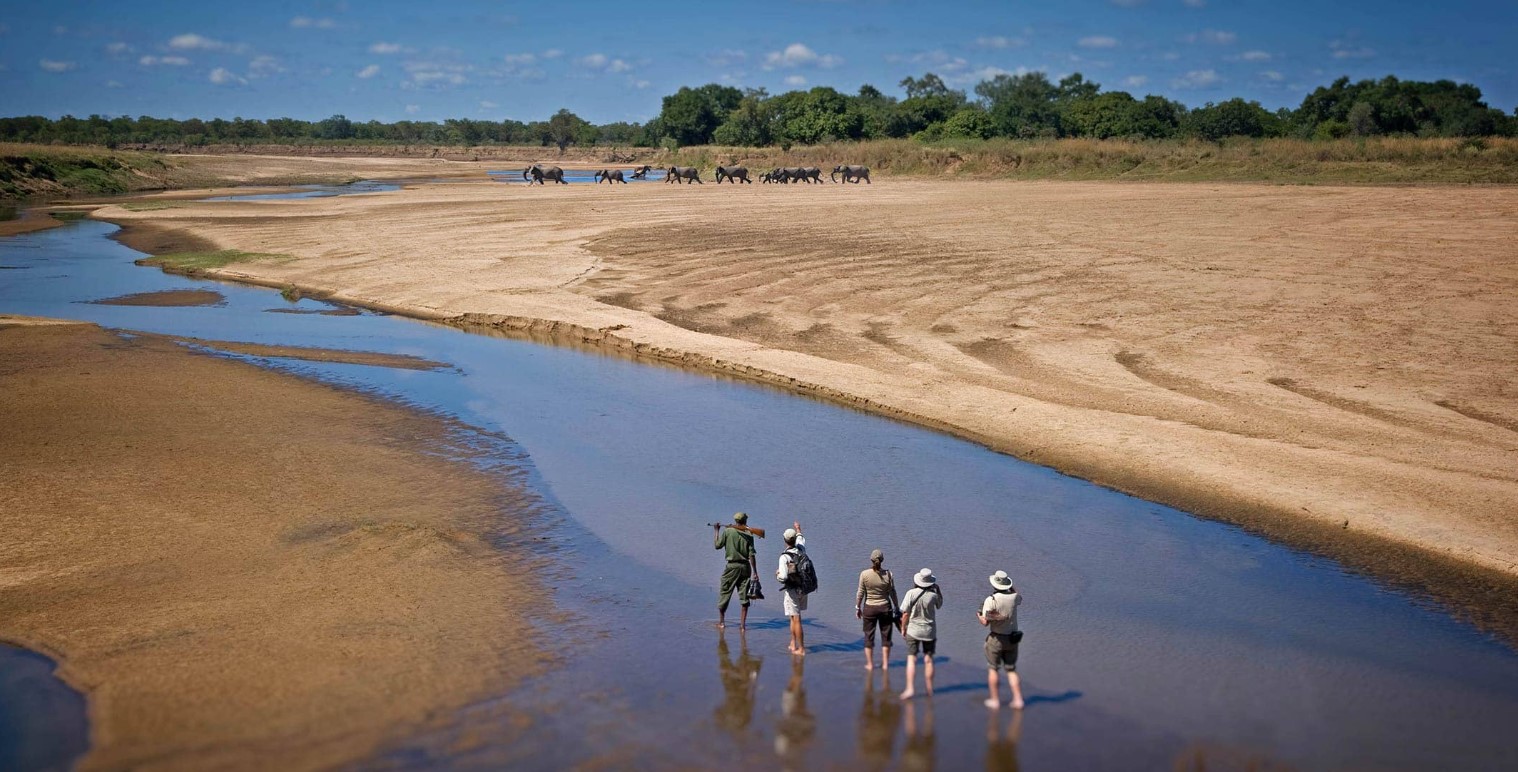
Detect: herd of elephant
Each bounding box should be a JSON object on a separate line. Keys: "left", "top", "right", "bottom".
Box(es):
{"left": 520, "top": 163, "right": 872, "bottom": 185}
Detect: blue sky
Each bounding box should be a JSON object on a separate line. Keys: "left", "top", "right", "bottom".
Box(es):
{"left": 3, "top": 0, "right": 1514, "bottom": 124}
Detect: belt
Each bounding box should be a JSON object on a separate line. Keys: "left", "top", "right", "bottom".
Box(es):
{"left": 727, "top": 560, "right": 750, "bottom": 564}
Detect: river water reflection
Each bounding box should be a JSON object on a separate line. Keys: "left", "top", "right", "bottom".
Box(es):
{"left": 2, "top": 202, "right": 1516, "bottom": 770}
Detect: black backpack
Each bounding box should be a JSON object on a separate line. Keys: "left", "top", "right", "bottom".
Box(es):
{"left": 784, "top": 548, "right": 819, "bottom": 595}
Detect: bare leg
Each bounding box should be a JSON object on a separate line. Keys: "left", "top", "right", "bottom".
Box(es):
{"left": 900, "top": 655, "right": 916, "bottom": 700}
{"left": 739, "top": 604, "right": 748, "bottom": 631}
{"left": 882, "top": 643, "right": 891, "bottom": 671}
{"left": 791, "top": 615, "right": 806, "bottom": 654}
{"left": 984, "top": 670, "right": 1001, "bottom": 708}
{"left": 1006, "top": 671, "right": 1025, "bottom": 709}
{"left": 924, "top": 656, "right": 935, "bottom": 696}
{"left": 864, "top": 640, "right": 874, "bottom": 670}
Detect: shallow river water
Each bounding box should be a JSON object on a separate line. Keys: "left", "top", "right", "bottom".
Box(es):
{"left": 2, "top": 188, "right": 1517, "bottom": 770}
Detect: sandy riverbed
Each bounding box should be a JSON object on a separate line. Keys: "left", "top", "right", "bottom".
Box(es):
{"left": 92, "top": 174, "right": 1518, "bottom": 613}
{"left": 0, "top": 318, "right": 549, "bottom": 769}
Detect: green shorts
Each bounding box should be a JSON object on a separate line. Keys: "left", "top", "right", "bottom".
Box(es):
{"left": 718, "top": 562, "right": 752, "bottom": 611}
{"left": 905, "top": 635, "right": 936, "bottom": 657}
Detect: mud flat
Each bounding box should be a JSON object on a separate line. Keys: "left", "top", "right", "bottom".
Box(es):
{"left": 94, "top": 175, "right": 1518, "bottom": 628}
{"left": 0, "top": 318, "right": 548, "bottom": 769}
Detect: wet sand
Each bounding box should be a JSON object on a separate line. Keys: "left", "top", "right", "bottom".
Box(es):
{"left": 92, "top": 176, "right": 1518, "bottom": 604}
{"left": 0, "top": 319, "right": 548, "bottom": 769}
{"left": 90, "top": 289, "right": 225, "bottom": 307}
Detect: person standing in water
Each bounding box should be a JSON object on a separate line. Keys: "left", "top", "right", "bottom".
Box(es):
{"left": 713, "top": 512, "right": 757, "bottom": 630}
{"left": 777, "top": 521, "right": 810, "bottom": 655}
{"left": 855, "top": 548, "right": 900, "bottom": 670}
{"left": 898, "top": 568, "right": 943, "bottom": 700}
{"left": 978, "top": 570, "right": 1025, "bottom": 709}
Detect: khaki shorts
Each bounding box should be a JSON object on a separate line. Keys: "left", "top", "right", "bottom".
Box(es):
{"left": 984, "top": 632, "right": 1020, "bottom": 671}
{"left": 905, "top": 635, "right": 936, "bottom": 657}
{"left": 783, "top": 587, "right": 809, "bottom": 617}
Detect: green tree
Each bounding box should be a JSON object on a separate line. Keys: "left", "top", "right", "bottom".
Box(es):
{"left": 1183, "top": 98, "right": 1282, "bottom": 140}
{"left": 713, "top": 89, "right": 777, "bottom": 146}
{"left": 976, "top": 72, "right": 1061, "bottom": 137}
{"left": 940, "top": 106, "right": 995, "bottom": 139}
{"left": 546, "top": 108, "right": 591, "bottom": 153}
{"left": 655, "top": 84, "right": 743, "bottom": 146}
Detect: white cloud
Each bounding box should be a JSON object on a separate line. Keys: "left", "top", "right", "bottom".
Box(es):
{"left": 169, "top": 33, "right": 247, "bottom": 53}
{"left": 369, "top": 42, "right": 404, "bottom": 54}
{"left": 39, "top": 59, "right": 76, "bottom": 73}
{"left": 578, "top": 53, "right": 632, "bottom": 73}
{"left": 249, "top": 55, "right": 283, "bottom": 77}
{"left": 356, "top": 64, "right": 381, "bottom": 79}
{"left": 975, "top": 35, "right": 1026, "bottom": 49}
{"left": 1260, "top": 70, "right": 1284, "bottom": 82}
{"left": 402, "top": 60, "right": 471, "bottom": 88}
{"left": 139, "top": 55, "right": 190, "bottom": 66}
{"left": 479, "top": 99, "right": 498, "bottom": 109}
{"left": 763, "top": 42, "right": 842, "bottom": 70}
{"left": 1238, "top": 50, "right": 1272, "bottom": 62}
{"left": 1186, "top": 29, "right": 1237, "bottom": 45}
{"left": 106, "top": 80, "right": 123, "bottom": 88}
{"left": 106, "top": 42, "right": 132, "bottom": 55}
{"left": 1172, "top": 69, "right": 1221, "bottom": 89}
{"left": 1110, "top": 0, "right": 1145, "bottom": 6}
{"left": 704, "top": 49, "right": 747, "bottom": 67}
{"left": 784, "top": 74, "right": 807, "bottom": 86}
{"left": 1160, "top": 51, "right": 1181, "bottom": 61}
{"left": 1123, "top": 75, "right": 1149, "bottom": 88}
{"left": 1183, "top": 0, "right": 1207, "bottom": 6}
{"left": 632, "top": 79, "right": 651, "bottom": 89}
{"left": 542, "top": 48, "right": 563, "bottom": 59}
{"left": 1330, "top": 40, "right": 1375, "bottom": 59}
{"left": 503, "top": 52, "right": 537, "bottom": 65}
{"left": 209, "top": 67, "right": 247, "bottom": 86}
{"left": 405, "top": 104, "right": 420, "bottom": 115}
{"left": 290, "top": 16, "right": 336, "bottom": 29}
{"left": 1078, "top": 36, "right": 1119, "bottom": 49}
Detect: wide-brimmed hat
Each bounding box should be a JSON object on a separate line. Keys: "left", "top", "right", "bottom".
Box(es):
{"left": 989, "top": 570, "right": 1014, "bottom": 590}
{"left": 733, "top": 512, "right": 748, "bottom": 524}
{"left": 869, "top": 548, "right": 884, "bottom": 563}
{"left": 914, "top": 568, "right": 937, "bottom": 588}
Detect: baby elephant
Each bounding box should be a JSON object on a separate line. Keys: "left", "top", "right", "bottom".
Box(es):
{"left": 715, "top": 165, "right": 751, "bottom": 184}
{"left": 593, "top": 169, "right": 627, "bottom": 184}
{"left": 832, "top": 164, "right": 871, "bottom": 184}
{"left": 630, "top": 165, "right": 653, "bottom": 179}
{"left": 666, "top": 166, "right": 703, "bottom": 184}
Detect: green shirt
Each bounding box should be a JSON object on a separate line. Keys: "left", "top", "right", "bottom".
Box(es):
{"left": 715, "top": 527, "right": 755, "bottom": 563}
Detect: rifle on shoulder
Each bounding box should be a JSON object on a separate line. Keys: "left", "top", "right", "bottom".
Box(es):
{"left": 708, "top": 522, "right": 767, "bottom": 538}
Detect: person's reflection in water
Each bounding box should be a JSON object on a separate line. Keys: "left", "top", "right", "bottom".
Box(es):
{"left": 984, "top": 707, "right": 1023, "bottom": 772}
{"left": 775, "top": 655, "right": 816, "bottom": 770}
{"left": 715, "top": 630, "right": 762, "bottom": 735}
{"left": 857, "top": 669, "right": 901, "bottom": 769}
{"left": 902, "top": 699, "right": 937, "bottom": 772}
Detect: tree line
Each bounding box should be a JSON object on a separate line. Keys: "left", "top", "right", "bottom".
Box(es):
{"left": 2, "top": 73, "right": 1513, "bottom": 150}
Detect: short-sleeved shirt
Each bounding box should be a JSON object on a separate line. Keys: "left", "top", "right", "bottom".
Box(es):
{"left": 900, "top": 587, "right": 943, "bottom": 640}
{"left": 981, "top": 591, "right": 1021, "bottom": 635}
{"left": 716, "top": 527, "right": 755, "bottom": 563}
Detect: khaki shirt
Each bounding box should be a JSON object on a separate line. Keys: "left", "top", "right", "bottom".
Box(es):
{"left": 715, "top": 527, "right": 755, "bottom": 563}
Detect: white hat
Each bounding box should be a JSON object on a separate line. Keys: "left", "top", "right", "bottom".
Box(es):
{"left": 989, "top": 570, "right": 1013, "bottom": 590}
{"left": 783, "top": 528, "right": 798, "bottom": 542}
{"left": 914, "top": 568, "right": 937, "bottom": 588}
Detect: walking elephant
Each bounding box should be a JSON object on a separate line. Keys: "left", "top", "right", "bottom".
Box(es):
{"left": 666, "top": 166, "right": 703, "bottom": 184}
{"left": 832, "top": 165, "right": 871, "bottom": 184}
{"left": 715, "top": 165, "right": 751, "bottom": 184}
{"left": 523, "top": 164, "right": 567, "bottom": 185}
{"left": 593, "top": 169, "right": 627, "bottom": 183}
{"left": 798, "top": 167, "right": 825, "bottom": 183}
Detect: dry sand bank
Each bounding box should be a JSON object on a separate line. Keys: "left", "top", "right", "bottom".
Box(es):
{"left": 0, "top": 319, "right": 549, "bottom": 770}
{"left": 93, "top": 175, "right": 1518, "bottom": 626}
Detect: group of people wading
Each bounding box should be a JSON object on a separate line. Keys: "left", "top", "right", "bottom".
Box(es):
{"left": 713, "top": 512, "right": 1026, "bottom": 709}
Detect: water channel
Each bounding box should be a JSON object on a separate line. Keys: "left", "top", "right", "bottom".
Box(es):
{"left": 2, "top": 185, "right": 1516, "bottom": 770}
